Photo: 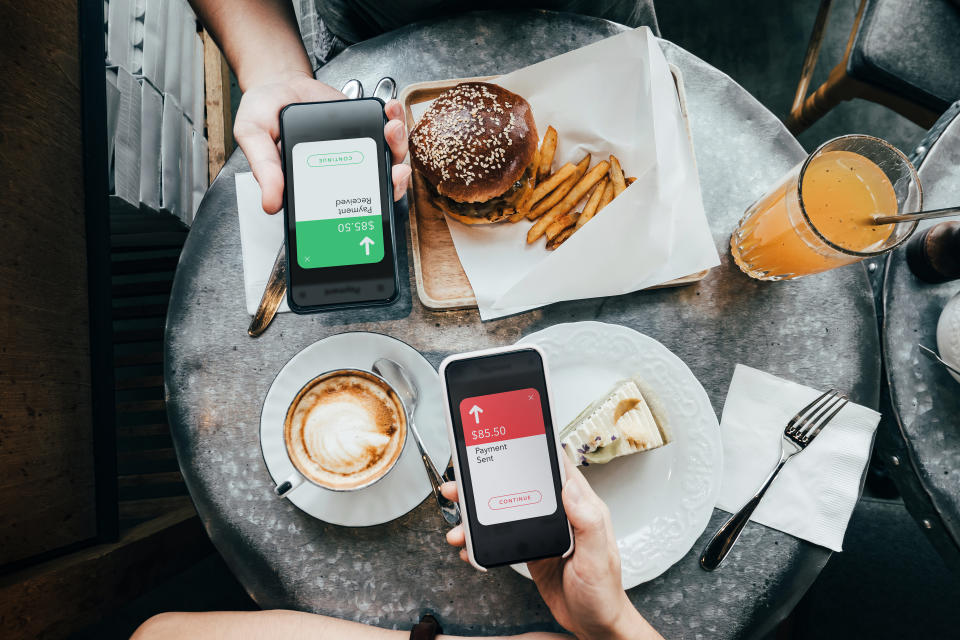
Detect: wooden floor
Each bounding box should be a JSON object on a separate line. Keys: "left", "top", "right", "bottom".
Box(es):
{"left": 0, "top": 506, "right": 210, "bottom": 639}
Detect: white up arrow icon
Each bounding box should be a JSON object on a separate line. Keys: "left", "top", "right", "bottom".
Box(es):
{"left": 359, "top": 236, "right": 375, "bottom": 256}
{"left": 468, "top": 405, "right": 483, "bottom": 424}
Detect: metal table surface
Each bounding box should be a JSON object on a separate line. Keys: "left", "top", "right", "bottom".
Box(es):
{"left": 165, "top": 11, "right": 880, "bottom": 639}
{"left": 880, "top": 103, "right": 960, "bottom": 573}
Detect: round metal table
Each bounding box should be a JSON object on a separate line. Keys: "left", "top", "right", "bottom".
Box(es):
{"left": 165, "top": 11, "right": 881, "bottom": 639}
{"left": 880, "top": 102, "right": 960, "bottom": 573}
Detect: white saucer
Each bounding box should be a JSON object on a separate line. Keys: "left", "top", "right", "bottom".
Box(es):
{"left": 260, "top": 332, "right": 450, "bottom": 527}
{"left": 936, "top": 292, "right": 960, "bottom": 384}
{"left": 511, "top": 321, "right": 722, "bottom": 587}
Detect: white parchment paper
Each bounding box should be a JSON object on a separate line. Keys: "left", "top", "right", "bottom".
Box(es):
{"left": 412, "top": 27, "right": 719, "bottom": 320}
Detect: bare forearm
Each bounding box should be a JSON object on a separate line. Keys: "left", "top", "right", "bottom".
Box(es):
{"left": 189, "top": 0, "right": 312, "bottom": 89}
{"left": 133, "top": 610, "right": 406, "bottom": 640}
{"left": 602, "top": 597, "right": 664, "bottom": 640}
{"left": 132, "top": 610, "right": 572, "bottom": 640}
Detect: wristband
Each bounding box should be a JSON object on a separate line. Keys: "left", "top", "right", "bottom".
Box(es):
{"left": 409, "top": 613, "right": 442, "bottom": 640}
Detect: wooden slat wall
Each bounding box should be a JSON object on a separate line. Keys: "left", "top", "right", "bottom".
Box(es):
{"left": 111, "top": 228, "right": 191, "bottom": 531}
{"left": 203, "top": 30, "right": 234, "bottom": 181}
{"left": 0, "top": 0, "right": 99, "bottom": 568}
{"left": 0, "top": 6, "right": 238, "bottom": 638}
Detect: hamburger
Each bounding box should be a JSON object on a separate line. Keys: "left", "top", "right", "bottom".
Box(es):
{"left": 409, "top": 82, "right": 538, "bottom": 225}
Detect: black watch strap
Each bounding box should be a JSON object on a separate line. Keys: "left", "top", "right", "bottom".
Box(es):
{"left": 409, "top": 613, "right": 443, "bottom": 640}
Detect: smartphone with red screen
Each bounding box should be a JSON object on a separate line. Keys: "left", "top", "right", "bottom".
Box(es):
{"left": 439, "top": 345, "right": 572, "bottom": 570}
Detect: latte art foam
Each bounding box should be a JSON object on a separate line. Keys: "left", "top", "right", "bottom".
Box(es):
{"left": 302, "top": 400, "right": 392, "bottom": 474}
{"left": 285, "top": 372, "right": 405, "bottom": 490}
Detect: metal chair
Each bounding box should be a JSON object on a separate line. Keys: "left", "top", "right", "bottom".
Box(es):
{"left": 786, "top": 0, "right": 960, "bottom": 134}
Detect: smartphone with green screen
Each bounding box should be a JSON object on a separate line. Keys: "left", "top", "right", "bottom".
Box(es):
{"left": 279, "top": 98, "right": 399, "bottom": 312}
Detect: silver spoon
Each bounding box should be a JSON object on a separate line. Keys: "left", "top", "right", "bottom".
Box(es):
{"left": 872, "top": 205, "right": 960, "bottom": 225}
{"left": 341, "top": 78, "right": 363, "bottom": 99}
{"left": 373, "top": 358, "right": 461, "bottom": 524}
{"left": 372, "top": 76, "right": 397, "bottom": 102}
{"left": 919, "top": 344, "right": 960, "bottom": 378}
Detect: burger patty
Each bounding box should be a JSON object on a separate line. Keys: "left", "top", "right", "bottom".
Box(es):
{"left": 428, "top": 164, "right": 534, "bottom": 220}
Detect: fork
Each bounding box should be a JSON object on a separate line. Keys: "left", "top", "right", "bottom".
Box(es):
{"left": 699, "top": 389, "right": 849, "bottom": 571}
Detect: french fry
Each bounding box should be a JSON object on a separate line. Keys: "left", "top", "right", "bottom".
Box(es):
{"left": 576, "top": 177, "right": 607, "bottom": 229}
{"left": 508, "top": 209, "right": 527, "bottom": 223}
{"left": 528, "top": 172, "right": 575, "bottom": 220}
{"left": 545, "top": 211, "right": 579, "bottom": 241}
{"left": 597, "top": 179, "right": 615, "bottom": 211}
{"left": 528, "top": 155, "right": 590, "bottom": 220}
{"left": 546, "top": 226, "right": 576, "bottom": 250}
{"left": 537, "top": 126, "right": 558, "bottom": 182}
{"left": 528, "top": 159, "right": 609, "bottom": 242}
{"left": 528, "top": 205, "right": 563, "bottom": 242}
{"left": 608, "top": 155, "right": 626, "bottom": 197}
{"left": 516, "top": 187, "right": 533, "bottom": 216}
{"left": 528, "top": 162, "right": 576, "bottom": 208}
{"left": 499, "top": 208, "right": 515, "bottom": 222}
{"left": 516, "top": 183, "right": 533, "bottom": 215}
{"left": 530, "top": 147, "right": 541, "bottom": 187}
{"left": 557, "top": 160, "right": 609, "bottom": 215}
{"left": 516, "top": 149, "right": 539, "bottom": 215}
{"left": 626, "top": 176, "right": 636, "bottom": 187}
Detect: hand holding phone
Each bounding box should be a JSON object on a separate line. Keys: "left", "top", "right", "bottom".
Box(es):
{"left": 235, "top": 71, "right": 411, "bottom": 214}
{"left": 440, "top": 346, "right": 573, "bottom": 569}
{"left": 440, "top": 462, "right": 663, "bottom": 640}
{"left": 279, "top": 98, "right": 402, "bottom": 312}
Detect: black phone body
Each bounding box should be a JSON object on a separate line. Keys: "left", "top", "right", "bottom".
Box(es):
{"left": 440, "top": 346, "right": 573, "bottom": 570}
{"left": 279, "top": 98, "right": 399, "bottom": 313}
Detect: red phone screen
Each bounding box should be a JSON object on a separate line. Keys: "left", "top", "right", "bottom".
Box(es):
{"left": 459, "top": 388, "right": 558, "bottom": 525}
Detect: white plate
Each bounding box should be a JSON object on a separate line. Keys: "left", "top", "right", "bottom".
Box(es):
{"left": 259, "top": 332, "right": 450, "bottom": 527}
{"left": 936, "top": 292, "right": 960, "bottom": 384}
{"left": 512, "top": 321, "right": 722, "bottom": 587}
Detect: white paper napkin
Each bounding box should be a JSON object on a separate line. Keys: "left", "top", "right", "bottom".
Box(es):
{"left": 235, "top": 172, "right": 289, "bottom": 315}
{"left": 425, "top": 27, "right": 719, "bottom": 320}
{"left": 716, "top": 365, "right": 881, "bottom": 552}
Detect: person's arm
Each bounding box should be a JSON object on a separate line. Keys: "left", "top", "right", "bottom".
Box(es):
{"left": 188, "top": 1, "right": 410, "bottom": 213}
{"left": 190, "top": 0, "right": 310, "bottom": 90}
{"left": 441, "top": 456, "right": 664, "bottom": 640}
{"left": 131, "top": 609, "right": 569, "bottom": 640}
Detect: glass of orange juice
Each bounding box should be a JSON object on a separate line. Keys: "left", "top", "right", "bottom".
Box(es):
{"left": 731, "top": 135, "right": 921, "bottom": 280}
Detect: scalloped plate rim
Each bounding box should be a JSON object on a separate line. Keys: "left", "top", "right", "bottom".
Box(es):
{"left": 511, "top": 320, "right": 722, "bottom": 587}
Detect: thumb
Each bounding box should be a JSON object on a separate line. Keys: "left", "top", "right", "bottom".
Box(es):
{"left": 561, "top": 459, "right": 610, "bottom": 557}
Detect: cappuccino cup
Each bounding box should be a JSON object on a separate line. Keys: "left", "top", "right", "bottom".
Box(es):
{"left": 275, "top": 369, "right": 407, "bottom": 497}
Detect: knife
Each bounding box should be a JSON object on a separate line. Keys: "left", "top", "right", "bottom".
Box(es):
{"left": 248, "top": 246, "right": 287, "bottom": 337}
{"left": 919, "top": 344, "right": 960, "bottom": 378}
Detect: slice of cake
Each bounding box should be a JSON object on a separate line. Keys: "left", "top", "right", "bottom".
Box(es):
{"left": 560, "top": 378, "right": 669, "bottom": 466}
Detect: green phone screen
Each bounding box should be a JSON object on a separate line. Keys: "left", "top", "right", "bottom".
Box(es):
{"left": 291, "top": 137, "right": 385, "bottom": 269}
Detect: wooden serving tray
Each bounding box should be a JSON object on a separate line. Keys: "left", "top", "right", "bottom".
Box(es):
{"left": 399, "top": 71, "right": 709, "bottom": 311}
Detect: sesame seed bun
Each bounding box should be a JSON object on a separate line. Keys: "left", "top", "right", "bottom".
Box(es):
{"left": 409, "top": 82, "right": 538, "bottom": 222}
